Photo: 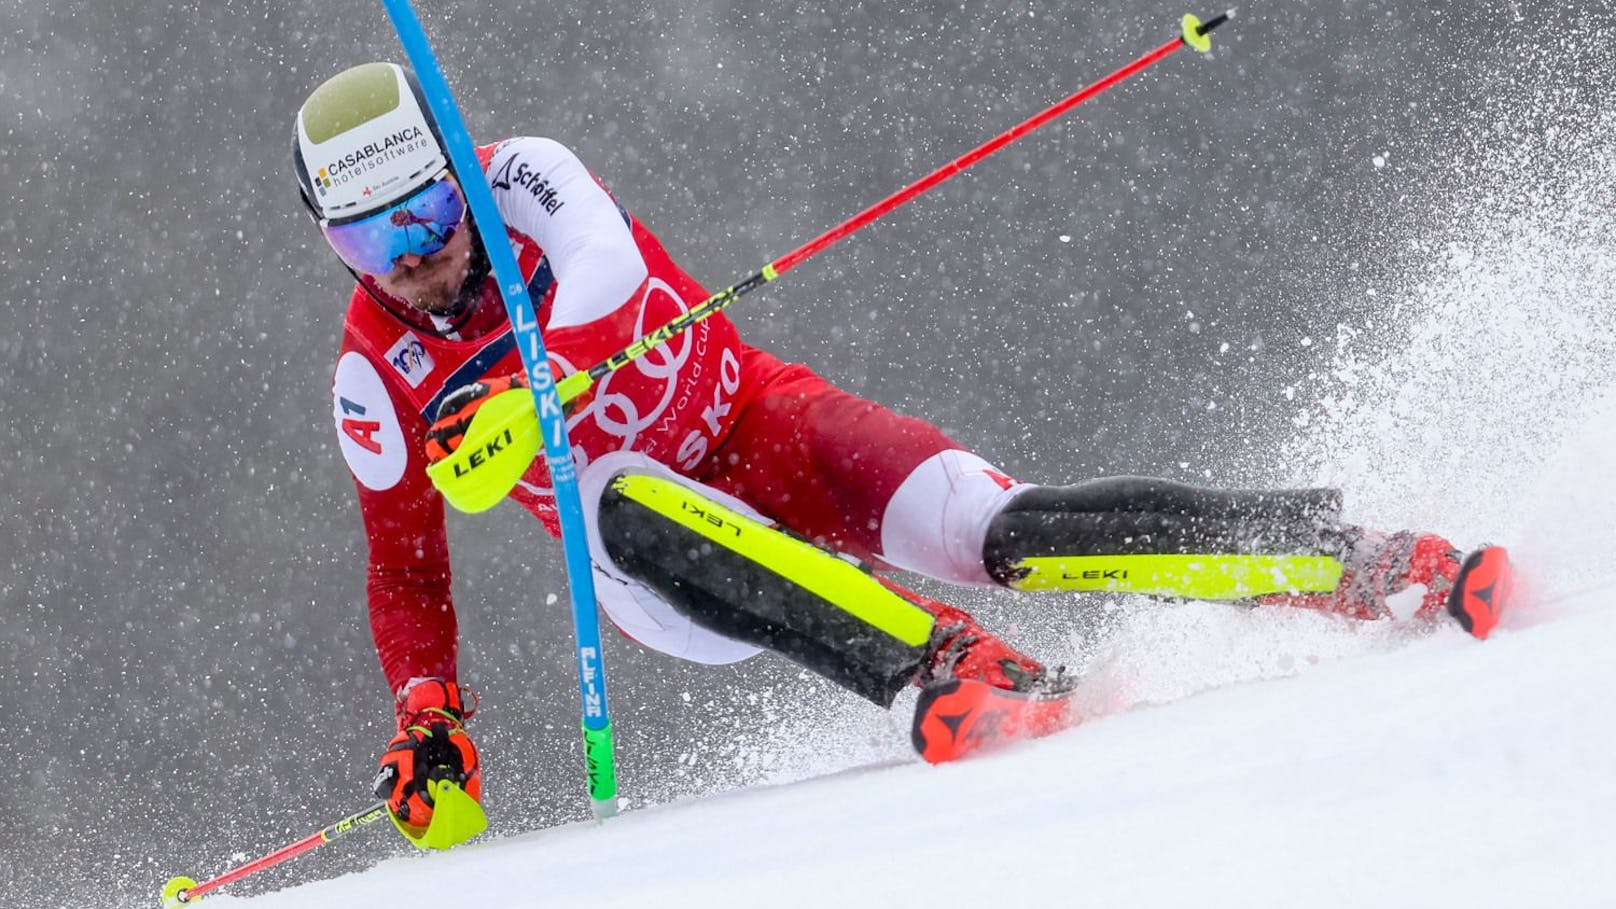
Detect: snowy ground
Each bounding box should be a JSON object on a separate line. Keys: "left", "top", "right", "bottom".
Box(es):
{"left": 217, "top": 586, "right": 1615, "bottom": 909}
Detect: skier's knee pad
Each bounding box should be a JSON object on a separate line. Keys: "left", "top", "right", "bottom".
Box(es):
{"left": 878, "top": 450, "right": 1026, "bottom": 586}
{"left": 596, "top": 471, "right": 937, "bottom": 706}
{"left": 982, "top": 477, "right": 1348, "bottom": 599}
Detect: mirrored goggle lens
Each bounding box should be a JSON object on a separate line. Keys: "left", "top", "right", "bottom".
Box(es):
{"left": 321, "top": 177, "right": 466, "bottom": 275}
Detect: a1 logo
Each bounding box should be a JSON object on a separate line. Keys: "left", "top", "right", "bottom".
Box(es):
{"left": 333, "top": 351, "right": 408, "bottom": 490}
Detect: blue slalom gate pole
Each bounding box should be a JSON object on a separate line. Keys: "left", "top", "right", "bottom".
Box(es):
{"left": 380, "top": 0, "right": 618, "bottom": 820}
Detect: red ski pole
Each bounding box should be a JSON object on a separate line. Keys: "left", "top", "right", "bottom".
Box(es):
{"left": 161, "top": 802, "right": 390, "bottom": 907}
{"left": 555, "top": 10, "right": 1234, "bottom": 406}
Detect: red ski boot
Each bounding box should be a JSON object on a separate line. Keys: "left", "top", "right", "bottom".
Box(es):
{"left": 905, "top": 594, "right": 1054, "bottom": 693}
{"left": 885, "top": 581, "right": 1080, "bottom": 763}
{"left": 1258, "top": 530, "right": 1462, "bottom": 623}
{"left": 908, "top": 600, "right": 1080, "bottom": 764}
{"left": 1447, "top": 546, "right": 1514, "bottom": 640}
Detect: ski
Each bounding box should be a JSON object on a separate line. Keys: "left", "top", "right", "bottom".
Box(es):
{"left": 911, "top": 546, "right": 1517, "bottom": 764}
{"left": 911, "top": 678, "right": 1079, "bottom": 764}
{"left": 1447, "top": 545, "right": 1515, "bottom": 640}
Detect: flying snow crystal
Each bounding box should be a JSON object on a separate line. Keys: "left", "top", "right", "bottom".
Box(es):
{"left": 1373, "top": 154, "right": 1387, "bottom": 168}
{"left": 1300, "top": 98, "right": 1616, "bottom": 544}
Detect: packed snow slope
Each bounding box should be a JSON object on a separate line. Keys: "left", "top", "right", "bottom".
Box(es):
{"left": 221, "top": 590, "right": 1616, "bottom": 909}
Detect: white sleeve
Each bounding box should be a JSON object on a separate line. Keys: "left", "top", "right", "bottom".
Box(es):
{"left": 485, "top": 136, "right": 649, "bottom": 329}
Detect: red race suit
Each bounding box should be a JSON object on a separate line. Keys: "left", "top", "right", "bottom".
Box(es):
{"left": 331, "top": 138, "right": 966, "bottom": 692}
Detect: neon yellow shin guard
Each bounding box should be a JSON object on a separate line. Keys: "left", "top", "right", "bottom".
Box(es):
{"left": 598, "top": 473, "right": 936, "bottom": 706}
{"left": 983, "top": 479, "right": 1347, "bottom": 600}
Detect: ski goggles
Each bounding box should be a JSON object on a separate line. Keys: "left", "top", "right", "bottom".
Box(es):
{"left": 320, "top": 172, "right": 466, "bottom": 275}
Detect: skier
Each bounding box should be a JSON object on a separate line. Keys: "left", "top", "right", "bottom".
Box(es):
{"left": 293, "top": 62, "right": 1508, "bottom": 841}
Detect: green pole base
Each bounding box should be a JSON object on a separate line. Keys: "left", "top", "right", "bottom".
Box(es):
{"left": 583, "top": 721, "right": 618, "bottom": 818}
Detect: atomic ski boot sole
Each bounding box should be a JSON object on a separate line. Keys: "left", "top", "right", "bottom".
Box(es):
{"left": 1447, "top": 545, "right": 1514, "bottom": 640}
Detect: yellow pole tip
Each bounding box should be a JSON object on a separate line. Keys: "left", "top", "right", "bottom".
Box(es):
{"left": 1182, "top": 13, "right": 1214, "bottom": 53}
{"left": 161, "top": 876, "right": 198, "bottom": 908}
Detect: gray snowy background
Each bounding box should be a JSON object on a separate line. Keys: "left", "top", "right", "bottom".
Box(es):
{"left": 1, "top": 1, "right": 1608, "bottom": 906}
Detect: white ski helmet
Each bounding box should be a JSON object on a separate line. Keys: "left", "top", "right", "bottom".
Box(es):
{"left": 292, "top": 62, "right": 449, "bottom": 222}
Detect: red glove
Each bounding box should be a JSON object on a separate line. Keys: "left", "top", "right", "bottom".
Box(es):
{"left": 424, "top": 373, "right": 528, "bottom": 465}
{"left": 373, "top": 678, "right": 481, "bottom": 832}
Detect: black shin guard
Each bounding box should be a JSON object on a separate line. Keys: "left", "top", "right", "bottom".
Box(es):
{"left": 983, "top": 477, "right": 1350, "bottom": 597}
{"left": 597, "top": 473, "right": 935, "bottom": 707}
